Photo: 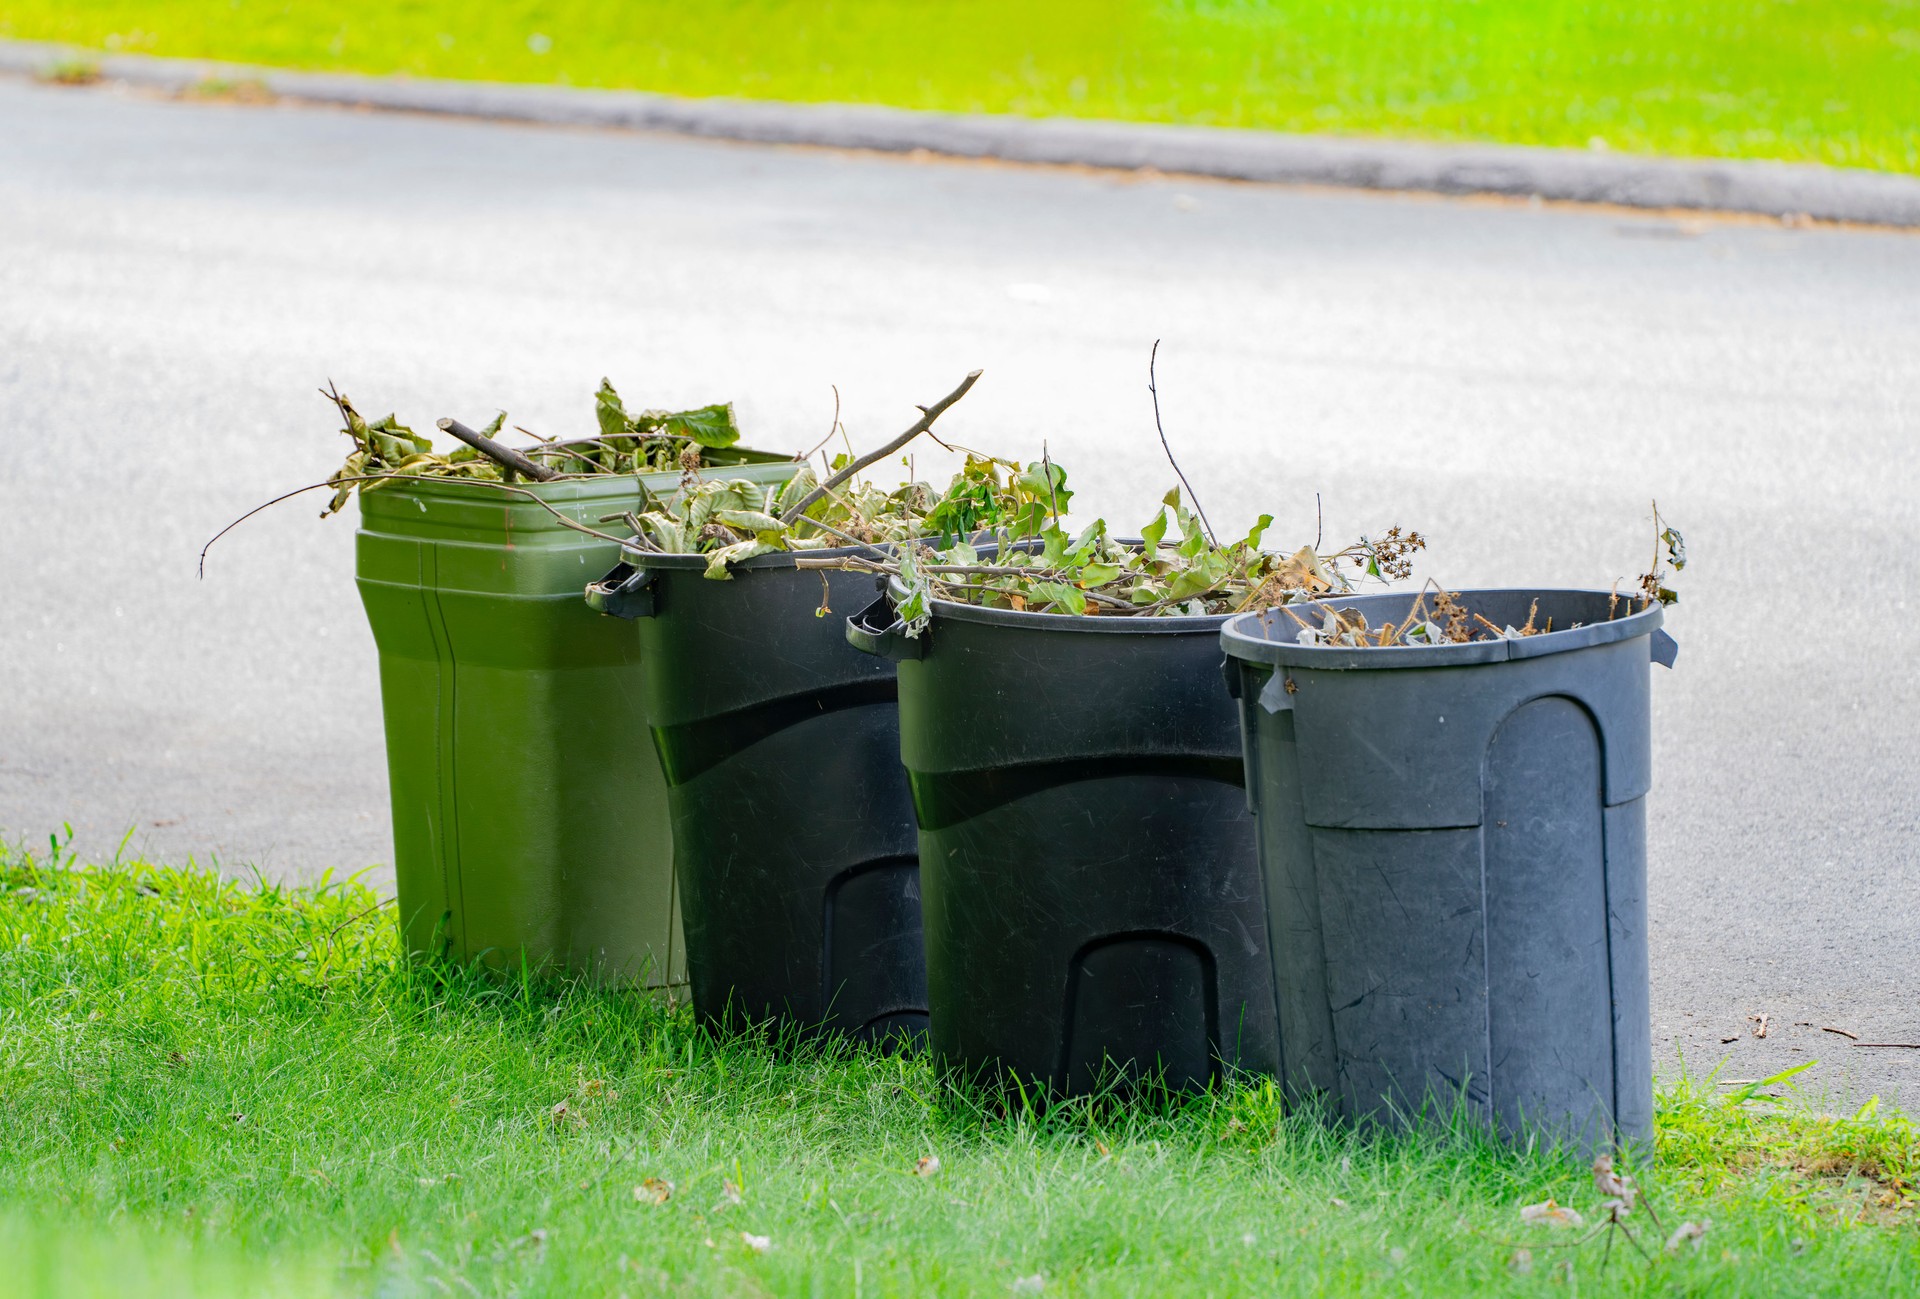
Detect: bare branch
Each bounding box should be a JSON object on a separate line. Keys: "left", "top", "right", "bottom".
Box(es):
{"left": 778, "top": 370, "right": 983, "bottom": 524}
{"left": 438, "top": 417, "right": 559, "bottom": 482}
{"left": 1148, "top": 340, "right": 1215, "bottom": 545}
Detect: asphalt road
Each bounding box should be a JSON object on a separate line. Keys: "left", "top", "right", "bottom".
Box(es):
{"left": 2, "top": 75, "right": 1916, "bottom": 1108}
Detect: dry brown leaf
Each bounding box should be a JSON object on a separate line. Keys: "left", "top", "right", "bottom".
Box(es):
{"left": 1508, "top": 1247, "right": 1533, "bottom": 1275}
{"left": 714, "top": 1179, "right": 744, "bottom": 1210}
{"left": 580, "top": 1078, "right": 606, "bottom": 1097}
{"left": 913, "top": 1155, "right": 942, "bottom": 1177}
{"left": 635, "top": 1178, "right": 673, "bottom": 1205}
{"left": 1519, "top": 1199, "right": 1584, "bottom": 1228}
{"left": 1665, "top": 1220, "right": 1710, "bottom": 1252}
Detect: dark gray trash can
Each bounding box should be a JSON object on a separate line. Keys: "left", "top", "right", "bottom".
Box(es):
{"left": 1220, "top": 589, "right": 1677, "bottom": 1152}
{"left": 588, "top": 549, "right": 928, "bottom": 1044}
{"left": 849, "top": 586, "right": 1281, "bottom": 1099}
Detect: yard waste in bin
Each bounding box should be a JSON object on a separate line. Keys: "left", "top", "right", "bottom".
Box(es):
{"left": 848, "top": 586, "right": 1282, "bottom": 1098}
{"left": 355, "top": 453, "right": 796, "bottom": 985}
{"left": 587, "top": 549, "right": 928, "bottom": 1043}
{"left": 1221, "top": 589, "right": 1678, "bottom": 1152}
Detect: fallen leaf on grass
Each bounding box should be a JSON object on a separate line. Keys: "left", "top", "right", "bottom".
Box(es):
{"left": 579, "top": 1079, "right": 605, "bottom": 1097}
{"left": 1520, "top": 1200, "right": 1584, "bottom": 1228}
{"left": 741, "top": 1232, "right": 771, "bottom": 1253}
{"left": 1751, "top": 1013, "right": 1770, "bottom": 1039}
{"left": 714, "top": 1179, "right": 744, "bottom": 1210}
{"left": 912, "top": 1156, "right": 941, "bottom": 1177}
{"left": 1592, "top": 1155, "right": 1639, "bottom": 1210}
{"left": 549, "top": 1100, "right": 581, "bottom": 1128}
{"left": 1665, "top": 1220, "right": 1710, "bottom": 1252}
{"left": 1329, "top": 1197, "right": 1349, "bottom": 1209}
{"left": 635, "top": 1178, "right": 673, "bottom": 1205}
{"left": 1012, "top": 1275, "right": 1045, "bottom": 1293}
{"left": 1508, "top": 1248, "right": 1533, "bottom": 1275}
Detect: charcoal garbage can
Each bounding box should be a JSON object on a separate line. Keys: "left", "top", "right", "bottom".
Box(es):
{"left": 1221, "top": 589, "right": 1678, "bottom": 1152}
{"left": 355, "top": 454, "right": 796, "bottom": 986}
{"left": 848, "top": 587, "right": 1281, "bottom": 1098}
{"left": 586, "top": 549, "right": 927, "bottom": 1043}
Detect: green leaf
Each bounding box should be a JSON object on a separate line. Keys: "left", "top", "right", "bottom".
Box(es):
{"left": 774, "top": 466, "right": 820, "bottom": 515}
{"left": 480, "top": 411, "right": 508, "bottom": 439}
{"left": 1026, "top": 581, "right": 1087, "bottom": 615}
{"left": 652, "top": 403, "right": 740, "bottom": 449}
{"left": 1038, "top": 524, "right": 1072, "bottom": 567}
{"left": 1727, "top": 1059, "right": 1816, "bottom": 1105}
{"left": 1138, "top": 507, "right": 1169, "bottom": 550}
{"left": 1077, "top": 562, "right": 1122, "bottom": 588}
{"left": 713, "top": 509, "right": 787, "bottom": 537}
{"left": 1243, "top": 513, "right": 1274, "bottom": 550}
{"left": 703, "top": 538, "right": 779, "bottom": 578}
{"left": 595, "top": 378, "right": 630, "bottom": 441}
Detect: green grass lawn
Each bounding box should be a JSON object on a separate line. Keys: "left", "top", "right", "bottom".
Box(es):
{"left": 4, "top": 837, "right": 1919, "bottom": 1298}
{"left": 2, "top": 1, "right": 1916, "bottom": 175}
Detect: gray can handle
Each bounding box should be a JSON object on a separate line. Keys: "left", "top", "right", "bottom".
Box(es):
{"left": 845, "top": 592, "right": 925, "bottom": 660}
{"left": 585, "top": 562, "right": 656, "bottom": 619}
{"left": 1650, "top": 627, "right": 1679, "bottom": 668}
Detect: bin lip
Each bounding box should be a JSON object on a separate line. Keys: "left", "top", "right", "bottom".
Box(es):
{"left": 628, "top": 532, "right": 1031, "bottom": 576}
{"left": 880, "top": 575, "right": 1228, "bottom": 637}
{"left": 1220, "top": 587, "right": 1664, "bottom": 670}
{"left": 359, "top": 448, "right": 799, "bottom": 500}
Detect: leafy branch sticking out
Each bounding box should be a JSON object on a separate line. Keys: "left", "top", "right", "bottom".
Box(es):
{"left": 608, "top": 370, "right": 1006, "bottom": 579}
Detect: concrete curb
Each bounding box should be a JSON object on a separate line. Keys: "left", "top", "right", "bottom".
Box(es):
{"left": 7, "top": 38, "right": 1919, "bottom": 228}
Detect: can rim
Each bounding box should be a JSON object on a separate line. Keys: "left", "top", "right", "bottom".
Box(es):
{"left": 1220, "top": 588, "right": 1665, "bottom": 670}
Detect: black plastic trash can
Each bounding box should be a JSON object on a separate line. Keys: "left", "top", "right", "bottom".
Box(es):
{"left": 1221, "top": 589, "right": 1678, "bottom": 1151}
{"left": 850, "top": 588, "right": 1281, "bottom": 1098}
{"left": 589, "top": 550, "right": 928, "bottom": 1043}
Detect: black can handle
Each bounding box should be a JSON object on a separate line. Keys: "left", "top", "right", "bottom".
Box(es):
{"left": 585, "top": 561, "right": 656, "bottom": 619}
{"left": 845, "top": 591, "right": 925, "bottom": 661}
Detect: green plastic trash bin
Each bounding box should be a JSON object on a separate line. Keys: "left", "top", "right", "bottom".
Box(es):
{"left": 355, "top": 452, "right": 797, "bottom": 986}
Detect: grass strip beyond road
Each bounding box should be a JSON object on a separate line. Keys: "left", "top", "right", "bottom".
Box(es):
{"left": 3, "top": 1, "right": 1917, "bottom": 177}
{"left": 3, "top": 838, "right": 1918, "bottom": 1296}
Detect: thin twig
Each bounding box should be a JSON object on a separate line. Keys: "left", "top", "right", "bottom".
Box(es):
{"left": 778, "top": 369, "right": 983, "bottom": 523}
{"left": 797, "top": 385, "right": 844, "bottom": 463}
{"left": 1147, "top": 340, "right": 1215, "bottom": 545}
{"left": 199, "top": 473, "right": 630, "bottom": 577}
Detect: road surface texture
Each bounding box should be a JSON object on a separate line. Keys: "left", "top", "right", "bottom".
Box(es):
{"left": 2, "top": 76, "right": 1916, "bottom": 1108}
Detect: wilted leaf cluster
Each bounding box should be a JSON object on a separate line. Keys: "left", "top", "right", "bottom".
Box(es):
{"left": 319, "top": 379, "right": 743, "bottom": 518}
